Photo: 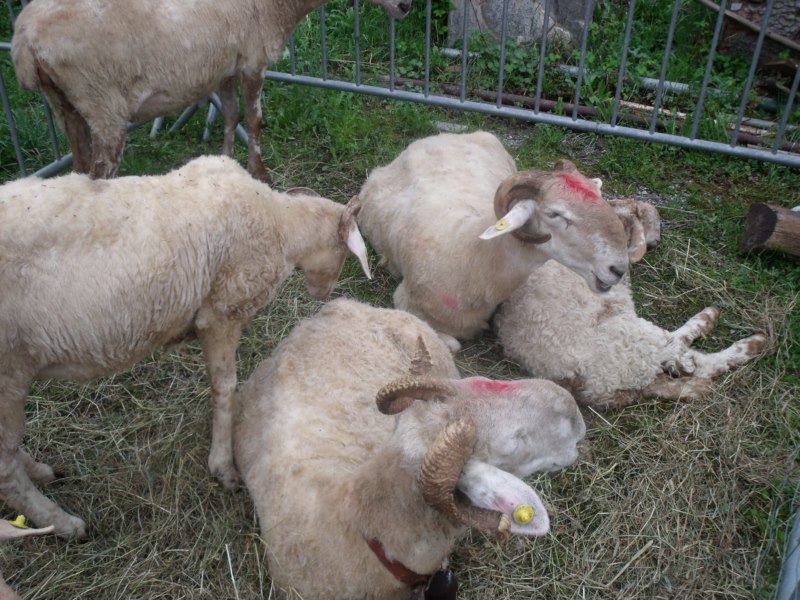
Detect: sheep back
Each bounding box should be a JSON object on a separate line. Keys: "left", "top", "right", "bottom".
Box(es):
{"left": 1, "top": 156, "right": 296, "bottom": 379}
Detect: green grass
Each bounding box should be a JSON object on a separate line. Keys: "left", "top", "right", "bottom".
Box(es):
{"left": 1, "top": 2, "right": 800, "bottom": 599}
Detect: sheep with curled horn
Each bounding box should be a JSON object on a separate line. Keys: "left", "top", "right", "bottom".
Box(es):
{"left": 356, "top": 130, "right": 635, "bottom": 352}
{"left": 496, "top": 198, "right": 767, "bottom": 409}
{"left": 233, "top": 298, "right": 585, "bottom": 600}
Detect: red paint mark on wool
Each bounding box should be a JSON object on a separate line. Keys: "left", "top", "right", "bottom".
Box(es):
{"left": 441, "top": 293, "right": 459, "bottom": 309}
{"left": 560, "top": 172, "right": 600, "bottom": 200}
{"left": 468, "top": 378, "right": 517, "bottom": 393}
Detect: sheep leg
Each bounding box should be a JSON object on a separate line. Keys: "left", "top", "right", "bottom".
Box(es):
{"left": 0, "top": 367, "right": 86, "bottom": 538}
{"left": 18, "top": 448, "right": 55, "bottom": 485}
{"left": 33, "top": 62, "right": 92, "bottom": 173}
{"left": 672, "top": 306, "right": 720, "bottom": 345}
{"left": 240, "top": 71, "right": 271, "bottom": 184}
{"left": 88, "top": 120, "right": 127, "bottom": 179}
{"left": 218, "top": 76, "right": 239, "bottom": 158}
{"left": 685, "top": 333, "right": 767, "bottom": 379}
{"left": 197, "top": 318, "right": 243, "bottom": 489}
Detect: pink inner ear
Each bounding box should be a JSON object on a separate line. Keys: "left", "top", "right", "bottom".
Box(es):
{"left": 560, "top": 173, "right": 600, "bottom": 201}
{"left": 468, "top": 378, "right": 516, "bottom": 393}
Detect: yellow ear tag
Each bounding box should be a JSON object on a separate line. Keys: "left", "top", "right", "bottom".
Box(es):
{"left": 10, "top": 515, "right": 29, "bottom": 529}
{"left": 495, "top": 218, "right": 510, "bottom": 231}
{"left": 512, "top": 504, "right": 534, "bottom": 525}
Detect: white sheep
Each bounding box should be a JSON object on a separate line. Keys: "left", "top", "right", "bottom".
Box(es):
{"left": 495, "top": 199, "right": 767, "bottom": 409}
{"left": 233, "top": 298, "right": 586, "bottom": 600}
{"left": 0, "top": 518, "right": 54, "bottom": 600}
{"left": 356, "top": 130, "right": 636, "bottom": 352}
{"left": 0, "top": 155, "right": 371, "bottom": 539}
{"left": 10, "top": 0, "right": 411, "bottom": 181}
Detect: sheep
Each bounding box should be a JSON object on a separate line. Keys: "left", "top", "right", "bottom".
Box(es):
{"left": 356, "top": 130, "right": 637, "bottom": 352}
{"left": 0, "top": 155, "right": 372, "bottom": 539}
{"left": 494, "top": 199, "right": 767, "bottom": 409}
{"left": 233, "top": 297, "right": 586, "bottom": 600}
{"left": 10, "top": 0, "right": 412, "bottom": 182}
{"left": 0, "top": 518, "right": 54, "bottom": 600}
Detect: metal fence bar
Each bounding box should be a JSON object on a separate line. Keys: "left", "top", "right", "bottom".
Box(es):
{"left": 610, "top": 0, "right": 636, "bottom": 128}
{"left": 3, "top": 1, "right": 800, "bottom": 177}
{"left": 731, "top": 0, "right": 773, "bottom": 147}
{"left": 571, "top": 0, "right": 596, "bottom": 121}
{"left": 534, "top": 0, "right": 553, "bottom": 114}
{"left": 691, "top": 0, "right": 727, "bottom": 140}
{"left": 773, "top": 65, "right": 800, "bottom": 154}
{"left": 650, "top": 0, "right": 682, "bottom": 134}
{"left": 0, "top": 67, "right": 26, "bottom": 175}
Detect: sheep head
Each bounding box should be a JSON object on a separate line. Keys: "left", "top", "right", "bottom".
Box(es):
{"left": 375, "top": 338, "right": 584, "bottom": 539}
{"left": 301, "top": 195, "right": 372, "bottom": 299}
{"left": 479, "top": 160, "right": 633, "bottom": 294}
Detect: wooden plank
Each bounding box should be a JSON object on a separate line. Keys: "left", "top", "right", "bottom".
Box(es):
{"left": 740, "top": 203, "right": 800, "bottom": 257}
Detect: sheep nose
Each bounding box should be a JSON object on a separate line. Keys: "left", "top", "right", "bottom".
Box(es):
{"left": 398, "top": 0, "right": 411, "bottom": 14}
{"left": 609, "top": 264, "right": 626, "bottom": 281}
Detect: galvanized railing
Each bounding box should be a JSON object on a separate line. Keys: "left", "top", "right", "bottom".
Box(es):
{"left": 1, "top": 0, "right": 799, "bottom": 179}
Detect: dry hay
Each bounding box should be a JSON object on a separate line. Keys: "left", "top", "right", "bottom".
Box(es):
{"left": 1, "top": 159, "right": 798, "bottom": 600}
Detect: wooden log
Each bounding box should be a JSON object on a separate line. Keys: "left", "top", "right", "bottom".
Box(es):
{"left": 740, "top": 203, "right": 800, "bottom": 257}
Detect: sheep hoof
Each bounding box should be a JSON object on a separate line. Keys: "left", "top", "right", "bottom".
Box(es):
{"left": 211, "top": 465, "right": 242, "bottom": 491}
{"left": 49, "top": 513, "right": 88, "bottom": 540}
{"left": 425, "top": 568, "right": 458, "bottom": 600}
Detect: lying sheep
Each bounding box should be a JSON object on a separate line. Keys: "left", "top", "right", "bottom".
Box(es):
{"left": 495, "top": 199, "right": 767, "bottom": 409}
{"left": 234, "top": 298, "right": 586, "bottom": 600}
{"left": 0, "top": 518, "right": 54, "bottom": 600}
{"left": 0, "top": 155, "right": 371, "bottom": 539}
{"left": 357, "top": 131, "right": 635, "bottom": 351}
{"left": 10, "top": 0, "right": 411, "bottom": 181}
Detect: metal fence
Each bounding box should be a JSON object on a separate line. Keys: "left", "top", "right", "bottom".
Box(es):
{"left": 1, "top": 0, "right": 799, "bottom": 179}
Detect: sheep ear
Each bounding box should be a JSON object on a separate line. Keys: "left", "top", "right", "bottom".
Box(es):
{"left": 457, "top": 461, "right": 550, "bottom": 537}
{"left": 479, "top": 200, "right": 539, "bottom": 241}
{"left": 626, "top": 218, "right": 648, "bottom": 263}
{"left": 346, "top": 222, "right": 372, "bottom": 279}
{"left": 0, "top": 519, "right": 55, "bottom": 541}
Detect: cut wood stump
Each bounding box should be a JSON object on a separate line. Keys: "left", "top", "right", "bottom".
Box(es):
{"left": 740, "top": 203, "right": 800, "bottom": 257}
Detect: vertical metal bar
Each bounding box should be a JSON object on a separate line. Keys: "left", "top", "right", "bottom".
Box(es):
{"left": 534, "top": 0, "right": 553, "bottom": 113}
{"left": 424, "top": 0, "right": 432, "bottom": 97}
{"left": 772, "top": 65, "right": 799, "bottom": 154}
{"left": 320, "top": 6, "right": 329, "bottom": 80}
{"left": 610, "top": 0, "right": 636, "bottom": 127}
{"left": 289, "top": 33, "right": 297, "bottom": 76}
{"left": 571, "top": 0, "right": 596, "bottom": 121}
{"left": 389, "top": 18, "right": 396, "bottom": 91}
{"left": 690, "top": 0, "right": 727, "bottom": 140}
{"left": 289, "top": 32, "right": 297, "bottom": 75}
{"left": 5, "top": 0, "right": 15, "bottom": 25}
{"left": 731, "top": 0, "right": 773, "bottom": 147}
{"left": 496, "top": 0, "right": 510, "bottom": 109}
{"left": 0, "top": 69, "right": 27, "bottom": 176}
{"left": 354, "top": 0, "right": 362, "bottom": 86}
{"left": 459, "top": 0, "right": 470, "bottom": 102}
{"left": 649, "top": 0, "right": 681, "bottom": 134}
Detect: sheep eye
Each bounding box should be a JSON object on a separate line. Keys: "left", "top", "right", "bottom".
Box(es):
{"left": 546, "top": 211, "right": 571, "bottom": 228}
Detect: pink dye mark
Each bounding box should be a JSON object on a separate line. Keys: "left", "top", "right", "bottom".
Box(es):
{"left": 468, "top": 378, "right": 516, "bottom": 393}
{"left": 560, "top": 172, "right": 600, "bottom": 201}
{"left": 441, "top": 293, "right": 459, "bottom": 309}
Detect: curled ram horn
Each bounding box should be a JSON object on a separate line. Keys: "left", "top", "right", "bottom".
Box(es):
{"left": 375, "top": 377, "right": 454, "bottom": 415}
{"left": 480, "top": 170, "right": 552, "bottom": 244}
{"left": 420, "top": 418, "right": 506, "bottom": 536}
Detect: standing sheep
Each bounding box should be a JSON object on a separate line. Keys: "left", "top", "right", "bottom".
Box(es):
{"left": 10, "top": 0, "right": 411, "bottom": 181}
{"left": 234, "top": 298, "right": 586, "bottom": 600}
{"left": 0, "top": 155, "right": 371, "bottom": 539}
{"left": 356, "top": 131, "right": 637, "bottom": 351}
{"left": 495, "top": 199, "right": 767, "bottom": 409}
